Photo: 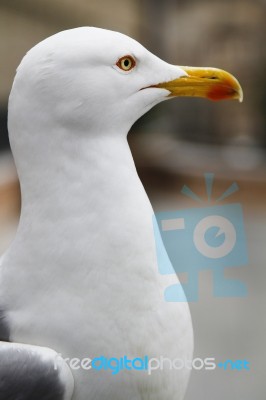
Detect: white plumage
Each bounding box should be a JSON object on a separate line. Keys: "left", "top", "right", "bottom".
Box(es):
{"left": 0, "top": 27, "right": 242, "bottom": 400}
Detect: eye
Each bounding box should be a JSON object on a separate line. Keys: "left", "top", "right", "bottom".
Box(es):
{"left": 116, "top": 55, "right": 136, "bottom": 72}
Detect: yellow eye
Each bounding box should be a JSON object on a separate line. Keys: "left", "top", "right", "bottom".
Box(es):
{"left": 116, "top": 55, "right": 136, "bottom": 71}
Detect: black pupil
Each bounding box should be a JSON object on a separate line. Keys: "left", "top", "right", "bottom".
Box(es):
{"left": 124, "top": 59, "right": 130, "bottom": 67}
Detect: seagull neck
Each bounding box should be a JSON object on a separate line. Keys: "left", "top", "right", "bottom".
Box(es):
{"left": 16, "top": 130, "right": 139, "bottom": 221}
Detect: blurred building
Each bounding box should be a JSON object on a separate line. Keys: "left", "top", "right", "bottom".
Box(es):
{"left": 144, "top": 0, "right": 266, "bottom": 147}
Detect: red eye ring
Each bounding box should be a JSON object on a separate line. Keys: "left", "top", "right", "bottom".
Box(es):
{"left": 116, "top": 55, "right": 136, "bottom": 71}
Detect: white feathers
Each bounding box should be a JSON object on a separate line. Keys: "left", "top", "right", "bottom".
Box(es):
{"left": 2, "top": 28, "right": 193, "bottom": 400}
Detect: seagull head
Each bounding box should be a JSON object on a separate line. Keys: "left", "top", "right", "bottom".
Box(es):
{"left": 10, "top": 27, "right": 243, "bottom": 138}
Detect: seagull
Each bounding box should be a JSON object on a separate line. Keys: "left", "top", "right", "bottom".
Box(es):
{"left": 0, "top": 27, "right": 242, "bottom": 400}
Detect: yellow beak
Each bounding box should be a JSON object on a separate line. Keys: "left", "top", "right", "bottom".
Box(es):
{"left": 153, "top": 67, "right": 243, "bottom": 102}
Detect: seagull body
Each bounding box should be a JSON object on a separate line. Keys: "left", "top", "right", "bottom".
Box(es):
{"left": 0, "top": 28, "right": 242, "bottom": 400}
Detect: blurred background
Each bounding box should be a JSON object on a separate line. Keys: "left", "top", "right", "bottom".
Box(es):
{"left": 0, "top": 0, "right": 265, "bottom": 399}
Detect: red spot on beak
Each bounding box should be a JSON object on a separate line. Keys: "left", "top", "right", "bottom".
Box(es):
{"left": 207, "top": 80, "right": 239, "bottom": 101}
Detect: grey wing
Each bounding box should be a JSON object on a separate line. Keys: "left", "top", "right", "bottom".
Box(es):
{"left": 0, "top": 342, "right": 74, "bottom": 400}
